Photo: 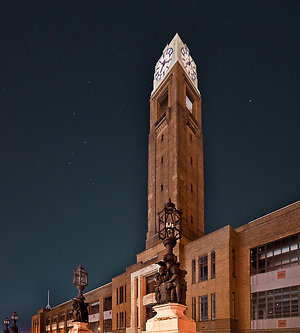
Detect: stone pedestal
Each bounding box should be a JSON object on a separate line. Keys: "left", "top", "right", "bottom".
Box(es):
{"left": 145, "top": 303, "right": 196, "bottom": 333}
{"left": 69, "top": 322, "right": 92, "bottom": 333}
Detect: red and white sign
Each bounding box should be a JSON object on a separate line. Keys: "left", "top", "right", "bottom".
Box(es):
{"left": 277, "top": 270, "right": 286, "bottom": 279}
{"left": 278, "top": 319, "right": 287, "bottom": 328}
{"left": 103, "top": 310, "right": 112, "bottom": 320}
{"left": 89, "top": 313, "right": 99, "bottom": 323}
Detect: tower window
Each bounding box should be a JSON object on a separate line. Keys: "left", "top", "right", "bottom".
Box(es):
{"left": 157, "top": 91, "right": 168, "bottom": 120}
{"left": 161, "top": 156, "right": 163, "bottom": 164}
{"left": 161, "top": 184, "right": 163, "bottom": 192}
{"left": 186, "top": 93, "right": 193, "bottom": 113}
{"left": 191, "top": 183, "right": 193, "bottom": 192}
{"left": 161, "top": 134, "right": 164, "bottom": 142}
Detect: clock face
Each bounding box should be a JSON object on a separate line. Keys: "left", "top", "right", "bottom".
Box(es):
{"left": 181, "top": 46, "right": 197, "bottom": 80}
{"left": 155, "top": 47, "right": 174, "bottom": 81}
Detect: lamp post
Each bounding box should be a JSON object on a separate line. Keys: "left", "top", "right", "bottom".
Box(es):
{"left": 72, "top": 264, "right": 89, "bottom": 323}
{"left": 11, "top": 313, "right": 18, "bottom": 333}
{"left": 3, "top": 318, "right": 10, "bottom": 333}
{"left": 73, "top": 264, "right": 88, "bottom": 301}
{"left": 155, "top": 198, "right": 187, "bottom": 305}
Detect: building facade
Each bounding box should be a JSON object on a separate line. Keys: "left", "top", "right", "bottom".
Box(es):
{"left": 32, "top": 34, "right": 300, "bottom": 333}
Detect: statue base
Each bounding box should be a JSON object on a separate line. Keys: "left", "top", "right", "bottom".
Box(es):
{"left": 69, "top": 322, "right": 92, "bottom": 333}
{"left": 145, "top": 303, "right": 196, "bottom": 333}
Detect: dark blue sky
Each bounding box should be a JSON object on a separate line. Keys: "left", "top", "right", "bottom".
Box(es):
{"left": 1, "top": 1, "right": 299, "bottom": 332}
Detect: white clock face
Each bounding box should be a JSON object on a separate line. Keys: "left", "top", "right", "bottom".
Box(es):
{"left": 181, "top": 46, "right": 197, "bottom": 81}
{"left": 155, "top": 47, "right": 174, "bottom": 81}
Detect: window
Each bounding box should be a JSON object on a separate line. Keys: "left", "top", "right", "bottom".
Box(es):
{"left": 191, "top": 183, "right": 193, "bottom": 192}
{"left": 52, "top": 317, "right": 57, "bottom": 324}
{"left": 199, "top": 296, "right": 208, "bottom": 321}
{"left": 157, "top": 91, "right": 168, "bottom": 120}
{"left": 103, "top": 297, "right": 112, "bottom": 311}
{"left": 190, "top": 156, "right": 193, "bottom": 165}
{"left": 250, "top": 233, "right": 300, "bottom": 275}
{"left": 116, "top": 288, "right": 119, "bottom": 305}
{"left": 251, "top": 286, "right": 299, "bottom": 319}
{"left": 120, "top": 286, "right": 124, "bottom": 303}
{"left": 211, "top": 251, "right": 216, "bottom": 279}
{"left": 161, "top": 156, "right": 163, "bottom": 164}
{"left": 146, "top": 275, "right": 156, "bottom": 294}
{"left": 211, "top": 294, "right": 216, "bottom": 320}
{"left": 59, "top": 313, "right": 65, "bottom": 322}
{"left": 118, "top": 312, "right": 126, "bottom": 329}
{"left": 90, "top": 302, "right": 99, "bottom": 315}
{"left": 161, "top": 184, "right": 163, "bottom": 192}
{"left": 67, "top": 311, "right": 73, "bottom": 320}
{"left": 192, "top": 297, "right": 196, "bottom": 320}
{"left": 161, "top": 134, "right": 164, "bottom": 142}
{"left": 198, "top": 255, "right": 208, "bottom": 281}
{"left": 192, "top": 259, "right": 196, "bottom": 284}
{"left": 46, "top": 319, "right": 50, "bottom": 326}
{"left": 120, "top": 312, "right": 124, "bottom": 329}
{"left": 232, "top": 249, "right": 236, "bottom": 277}
{"left": 186, "top": 93, "right": 193, "bottom": 113}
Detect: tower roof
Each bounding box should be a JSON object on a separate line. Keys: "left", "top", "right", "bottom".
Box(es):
{"left": 152, "top": 33, "right": 199, "bottom": 93}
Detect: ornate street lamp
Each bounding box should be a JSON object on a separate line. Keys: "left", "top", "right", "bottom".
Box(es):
{"left": 3, "top": 317, "right": 10, "bottom": 333}
{"left": 73, "top": 264, "right": 88, "bottom": 300}
{"left": 158, "top": 198, "right": 182, "bottom": 240}
{"left": 11, "top": 313, "right": 18, "bottom": 333}
{"left": 155, "top": 198, "right": 187, "bottom": 305}
{"left": 72, "top": 264, "right": 89, "bottom": 323}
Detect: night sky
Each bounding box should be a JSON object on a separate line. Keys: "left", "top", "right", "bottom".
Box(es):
{"left": 1, "top": 1, "right": 299, "bottom": 331}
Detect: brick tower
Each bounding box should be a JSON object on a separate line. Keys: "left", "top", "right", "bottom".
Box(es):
{"left": 146, "top": 34, "right": 204, "bottom": 249}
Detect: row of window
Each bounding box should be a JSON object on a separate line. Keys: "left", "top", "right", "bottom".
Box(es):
{"left": 45, "top": 297, "right": 113, "bottom": 326}
{"left": 192, "top": 252, "right": 215, "bottom": 283}
{"left": 116, "top": 285, "right": 126, "bottom": 305}
{"left": 46, "top": 312, "right": 72, "bottom": 326}
{"left": 192, "top": 294, "right": 216, "bottom": 321}
{"left": 250, "top": 232, "right": 300, "bottom": 275}
{"left": 116, "top": 312, "right": 126, "bottom": 330}
{"left": 251, "top": 285, "right": 299, "bottom": 319}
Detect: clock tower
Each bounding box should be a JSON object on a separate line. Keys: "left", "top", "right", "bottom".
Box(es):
{"left": 146, "top": 34, "right": 204, "bottom": 249}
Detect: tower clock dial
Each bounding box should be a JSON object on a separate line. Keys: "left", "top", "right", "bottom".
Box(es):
{"left": 181, "top": 46, "right": 197, "bottom": 81}
{"left": 155, "top": 47, "right": 174, "bottom": 81}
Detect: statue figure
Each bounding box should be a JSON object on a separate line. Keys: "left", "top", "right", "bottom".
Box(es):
{"left": 154, "top": 253, "right": 187, "bottom": 305}
{"left": 72, "top": 298, "right": 89, "bottom": 323}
